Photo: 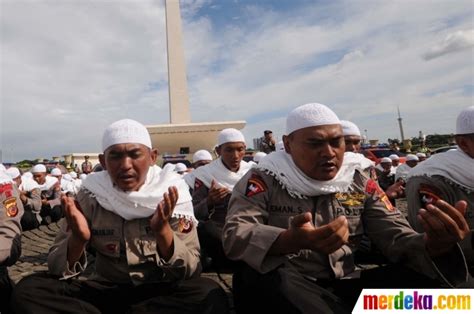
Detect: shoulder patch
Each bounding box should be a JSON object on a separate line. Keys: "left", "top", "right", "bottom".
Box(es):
{"left": 3, "top": 197, "right": 19, "bottom": 217}
{"left": 365, "top": 179, "right": 379, "bottom": 194}
{"left": 418, "top": 183, "right": 442, "bottom": 207}
{"left": 178, "top": 217, "right": 193, "bottom": 233}
{"left": 245, "top": 173, "right": 267, "bottom": 197}
{"left": 380, "top": 194, "right": 395, "bottom": 212}
{"left": 194, "top": 178, "right": 203, "bottom": 190}
{"left": 0, "top": 183, "right": 14, "bottom": 198}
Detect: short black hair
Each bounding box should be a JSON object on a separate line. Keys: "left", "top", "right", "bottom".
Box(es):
{"left": 264, "top": 130, "right": 272, "bottom": 135}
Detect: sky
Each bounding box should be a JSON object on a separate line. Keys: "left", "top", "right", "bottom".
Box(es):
{"left": 1, "top": 0, "right": 473, "bottom": 161}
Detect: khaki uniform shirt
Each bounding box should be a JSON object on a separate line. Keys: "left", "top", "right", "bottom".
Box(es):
{"left": 223, "top": 168, "right": 468, "bottom": 286}
{"left": 48, "top": 189, "right": 201, "bottom": 285}
{"left": 406, "top": 175, "right": 473, "bottom": 267}
{"left": 1, "top": 182, "right": 24, "bottom": 267}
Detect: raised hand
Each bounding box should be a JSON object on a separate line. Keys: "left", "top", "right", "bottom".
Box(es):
{"left": 271, "top": 212, "right": 349, "bottom": 255}
{"left": 207, "top": 179, "right": 230, "bottom": 207}
{"left": 418, "top": 199, "right": 470, "bottom": 256}
{"left": 62, "top": 195, "right": 90, "bottom": 265}
{"left": 150, "top": 186, "right": 178, "bottom": 234}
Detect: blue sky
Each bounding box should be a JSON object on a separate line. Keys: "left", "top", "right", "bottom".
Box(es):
{"left": 1, "top": 0, "right": 473, "bottom": 161}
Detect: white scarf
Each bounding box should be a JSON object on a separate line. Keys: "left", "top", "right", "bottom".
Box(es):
{"left": 0, "top": 172, "right": 12, "bottom": 184}
{"left": 407, "top": 149, "right": 474, "bottom": 191}
{"left": 187, "top": 157, "right": 252, "bottom": 190}
{"left": 256, "top": 151, "right": 368, "bottom": 199}
{"left": 20, "top": 178, "right": 40, "bottom": 192}
{"left": 36, "top": 176, "right": 58, "bottom": 191}
{"left": 82, "top": 164, "right": 196, "bottom": 222}
{"left": 395, "top": 163, "right": 412, "bottom": 182}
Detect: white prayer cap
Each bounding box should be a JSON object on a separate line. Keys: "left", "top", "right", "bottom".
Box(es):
{"left": 380, "top": 157, "right": 392, "bottom": 163}
{"left": 416, "top": 152, "right": 426, "bottom": 158}
{"left": 6, "top": 167, "right": 21, "bottom": 179}
{"left": 389, "top": 154, "right": 400, "bottom": 161}
{"left": 0, "top": 164, "right": 5, "bottom": 172}
{"left": 276, "top": 140, "right": 284, "bottom": 151}
{"left": 50, "top": 168, "right": 62, "bottom": 176}
{"left": 456, "top": 106, "right": 474, "bottom": 135}
{"left": 254, "top": 152, "right": 267, "bottom": 162}
{"left": 63, "top": 174, "right": 73, "bottom": 181}
{"left": 217, "top": 128, "right": 245, "bottom": 146}
{"left": 22, "top": 172, "right": 33, "bottom": 179}
{"left": 69, "top": 171, "right": 78, "bottom": 179}
{"left": 102, "top": 119, "right": 152, "bottom": 151}
{"left": 175, "top": 163, "right": 187, "bottom": 172}
{"left": 340, "top": 120, "right": 361, "bottom": 137}
{"left": 31, "top": 164, "right": 47, "bottom": 173}
{"left": 192, "top": 150, "right": 213, "bottom": 163}
{"left": 79, "top": 174, "right": 87, "bottom": 180}
{"left": 286, "top": 103, "right": 340, "bottom": 135}
{"left": 406, "top": 154, "right": 419, "bottom": 162}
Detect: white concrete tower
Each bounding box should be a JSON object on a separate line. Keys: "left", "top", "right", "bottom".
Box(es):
{"left": 165, "top": 0, "right": 191, "bottom": 124}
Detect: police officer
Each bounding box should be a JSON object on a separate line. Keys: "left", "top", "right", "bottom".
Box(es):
{"left": 223, "top": 103, "right": 471, "bottom": 314}
{"left": 12, "top": 119, "right": 228, "bottom": 314}
{"left": 1, "top": 166, "right": 24, "bottom": 314}
{"left": 406, "top": 106, "right": 474, "bottom": 275}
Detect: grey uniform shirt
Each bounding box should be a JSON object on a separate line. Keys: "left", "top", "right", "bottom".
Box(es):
{"left": 406, "top": 175, "right": 473, "bottom": 267}
{"left": 223, "top": 168, "right": 469, "bottom": 286}
{"left": 48, "top": 188, "right": 201, "bottom": 285}
{"left": 1, "top": 182, "right": 24, "bottom": 267}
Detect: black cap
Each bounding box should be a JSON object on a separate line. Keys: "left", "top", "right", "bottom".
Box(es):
{"left": 264, "top": 130, "right": 272, "bottom": 134}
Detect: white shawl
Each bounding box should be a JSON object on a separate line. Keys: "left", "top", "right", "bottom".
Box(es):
{"left": 20, "top": 178, "right": 40, "bottom": 192}
{"left": 407, "top": 149, "right": 474, "bottom": 191}
{"left": 82, "top": 164, "right": 196, "bottom": 222}
{"left": 37, "top": 176, "right": 58, "bottom": 191}
{"left": 186, "top": 157, "right": 252, "bottom": 190}
{"left": 256, "top": 151, "right": 369, "bottom": 199}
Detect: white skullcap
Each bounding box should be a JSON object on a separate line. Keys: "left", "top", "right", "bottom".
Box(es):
{"left": 380, "top": 157, "right": 392, "bottom": 163}
{"left": 6, "top": 167, "right": 21, "bottom": 179}
{"left": 340, "top": 120, "right": 361, "bottom": 137}
{"left": 102, "top": 119, "right": 152, "bottom": 151}
{"left": 406, "top": 154, "right": 419, "bottom": 162}
{"left": 69, "top": 171, "right": 78, "bottom": 179}
{"left": 456, "top": 106, "right": 474, "bottom": 135}
{"left": 276, "top": 140, "right": 284, "bottom": 151}
{"left": 217, "top": 128, "right": 245, "bottom": 146}
{"left": 254, "top": 152, "right": 267, "bottom": 162}
{"left": 286, "top": 103, "right": 340, "bottom": 135}
{"left": 389, "top": 154, "right": 400, "bottom": 161}
{"left": 50, "top": 168, "right": 62, "bottom": 176}
{"left": 0, "top": 164, "right": 5, "bottom": 172}
{"left": 192, "top": 150, "right": 213, "bottom": 163}
{"left": 416, "top": 152, "right": 426, "bottom": 158}
{"left": 79, "top": 174, "right": 87, "bottom": 180}
{"left": 63, "top": 174, "right": 73, "bottom": 182}
{"left": 175, "top": 163, "right": 187, "bottom": 172}
{"left": 22, "top": 172, "right": 33, "bottom": 179}
{"left": 31, "top": 164, "right": 47, "bottom": 173}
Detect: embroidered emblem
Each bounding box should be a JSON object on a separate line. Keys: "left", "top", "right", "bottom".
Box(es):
{"left": 245, "top": 174, "right": 267, "bottom": 197}
{"left": 178, "top": 217, "right": 193, "bottom": 233}
{"left": 194, "top": 178, "right": 203, "bottom": 190}
{"left": 365, "top": 179, "right": 378, "bottom": 194}
{"left": 105, "top": 243, "right": 117, "bottom": 253}
{"left": 3, "top": 197, "right": 19, "bottom": 217}
{"left": 335, "top": 192, "right": 365, "bottom": 207}
{"left": 380, "top": 193, "right": 395, "bottom": 212}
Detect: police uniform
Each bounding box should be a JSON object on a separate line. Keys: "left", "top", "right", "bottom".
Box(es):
{"left": 1, "top": 179, "right": 24, "bottom": 314}
{"left": 19, "top": 187, "right": 42, "bottom": 230}
{"left": 406, "top": 175, "right": 474, "bottom": 273}
{"left": 223, "top": 168, "right": 470, "bottom": 313}
{"left": 12, "top": 188, "right": 229, "bottom": 313}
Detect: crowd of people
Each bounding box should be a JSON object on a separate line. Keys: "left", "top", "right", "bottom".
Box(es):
{"left": 0, "top": 104, "right": 472, "bottom": 313}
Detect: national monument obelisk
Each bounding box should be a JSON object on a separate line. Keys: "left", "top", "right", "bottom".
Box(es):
{"left": 147, "top": 0, "right": 245, "bottom": 155}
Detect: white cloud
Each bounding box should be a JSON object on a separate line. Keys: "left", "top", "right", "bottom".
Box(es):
{"left": 423, "top": 29, "right": 474, "bottom": 60}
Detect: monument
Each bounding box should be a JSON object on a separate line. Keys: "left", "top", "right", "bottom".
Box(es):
{"left": 146, "top": 0, "right": 245, "bottom": 155}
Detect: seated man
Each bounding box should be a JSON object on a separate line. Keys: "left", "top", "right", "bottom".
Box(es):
{"left": 31, "top": 164, "right": 62, "bottom": 224}
{"left": 223, "top": 103, "right": 471, "bottom": 314}
{"left": 406, "top": 106, "right": 474, "bottom": 275}
{"left": 1, "top": 166, "right": 24, "bottom": 314}
{"left": 191, "top": 128, "right": 251, "bottom": 270}
{"left": 12, "top": 119, "right": 228, "bottom": 314}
